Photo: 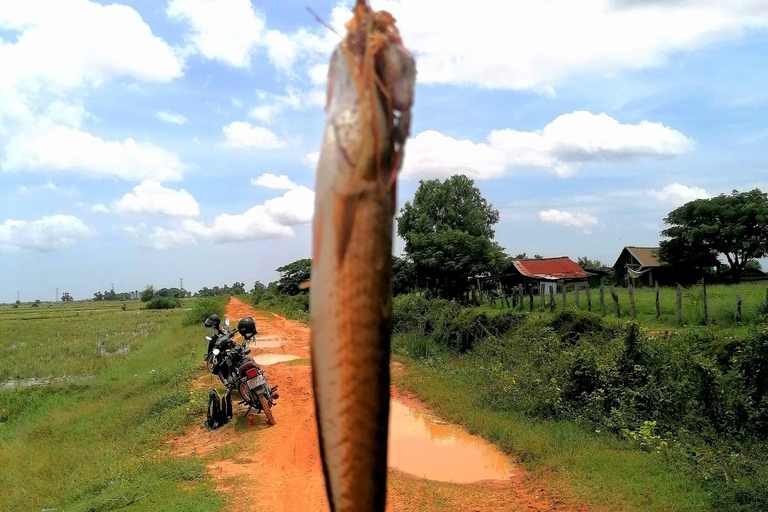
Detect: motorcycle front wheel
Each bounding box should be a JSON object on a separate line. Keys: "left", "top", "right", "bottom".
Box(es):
{"left": 258, "top": 394, "right": 276, "bottom": 425}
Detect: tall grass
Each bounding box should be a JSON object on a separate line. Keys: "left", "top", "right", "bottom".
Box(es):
{"left": 0, "top": 302, "right": 222, "bottom": 511}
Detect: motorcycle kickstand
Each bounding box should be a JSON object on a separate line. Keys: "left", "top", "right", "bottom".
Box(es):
{"left": 242, "top": 404, "right": 254, "bottom": 418}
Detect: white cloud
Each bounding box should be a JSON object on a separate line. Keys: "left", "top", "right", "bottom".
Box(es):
{"left": 113, "top": 180, "right": 200, "bottom": 217}
{"left": 263, "top": 186, "right": 314, "bottom": 225}
{"left": 360, "top": 0, "right": 768, "bottom": 92}
{"left": 402, "top": 130, "right": 506, "bottom": 180}
{"left": 401, "top": 111, "right": 695, "bottom": 180}
{"left": 123, "top": 187, "right": 314, "bottom": 249}
{"left": 539, "top": 209, "right": 599, "bottom": 231}
{"left": 303, "top": 151, "right": 320, "bottom": 169}
{"left": 649, "top": 183, "right": 709, "bottom": 206}
{"left": 91, "top": 204, "right": 109, "bottom": 213}
{"left": 0, "top": 0, "right": 182, "bottom": 131}
{"left": 0, "top": 214, "right": 96, "bottom": 252}
{"left": 219, "top": 121, "right": 288, "bottom": 149}
{"left": 251, "top": 173, "right": 298, "bottom": 190}
{"left": 156, "top": 111, "right": 188, "bottom": 125}
{"left": 16, "top": 181, "right": 76, "bottom": 196}
{"left": 248, "top": 85, "right": 324, "bottom": 124}
{"left": 4, "top": 125, "right": 187, "bottom": 181}
{"left": 167, "top": 0, "right": 265, "bottom": 68}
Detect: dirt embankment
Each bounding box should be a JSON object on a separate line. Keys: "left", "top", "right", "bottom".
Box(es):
{"left": 169, "top": 297, "right": 591, "bottom": 512}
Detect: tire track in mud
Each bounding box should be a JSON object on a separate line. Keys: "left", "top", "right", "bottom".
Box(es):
{"left": 169, "top": 297, "right": 593, "bottom": 512}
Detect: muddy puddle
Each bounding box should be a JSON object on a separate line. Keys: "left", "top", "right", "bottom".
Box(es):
{"left": 251, "top": 336, "right": 285, "bottom": 348}
{"left": 388, "top": 399, "right": 515, "bottom": 483}
{"left": 253, "top": 354, "right": 301, "bottom": 365}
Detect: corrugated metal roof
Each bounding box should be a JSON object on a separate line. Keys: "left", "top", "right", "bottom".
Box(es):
{"left": 624, "top": 246, "right": 665, "bottom": 268}
{"left": 513, "top": 257, "right": 590, "bottom": 280}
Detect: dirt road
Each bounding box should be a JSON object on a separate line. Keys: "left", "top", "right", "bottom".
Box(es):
{"left": 170, "top": 297, "right": 590, "bottom": 512}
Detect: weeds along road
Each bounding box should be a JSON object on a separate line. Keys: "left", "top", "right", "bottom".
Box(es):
{"left": 170, "top": 297, "right": 591, "bottom": 512}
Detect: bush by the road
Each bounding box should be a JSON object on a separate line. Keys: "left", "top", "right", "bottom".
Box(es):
{"left": 182, "top": 296, "right": 226, "bottom": 326}
{"left": 145, "top": 296, "right": 181, "bottom": 310}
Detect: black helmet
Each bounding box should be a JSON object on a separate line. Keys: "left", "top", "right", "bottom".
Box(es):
{"left": 204, "top": 314, "right": 221, "bottom": 328}
{"left": 237, "top": 316, "right": 257, "bottom": 337}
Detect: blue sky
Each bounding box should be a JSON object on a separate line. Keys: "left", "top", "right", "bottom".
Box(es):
{"left": 1, "top": 0, "right": 767, "bottom": 301}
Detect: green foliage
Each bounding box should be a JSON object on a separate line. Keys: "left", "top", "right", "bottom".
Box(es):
{"left": 276, "top": 258, "right": 312, "bottom": 296}
{"left": 661, "top": 189, "right": 768, "bottom": 282}
{"left": 391, "top": 295, "right": 768, "bottom": 509}
{"left": 249, "top": 284, "right": 309, "bottom": 322}
{"left": 392, "top": 255, "right": 417, "bottom": 296}
{"left": 145, "top": 296, "right": 181, "bottom": 309}
{"left": 140, "top": 285, "right": 154, "bottom": 302}
{"left": 60, "top": 292, "right": 73, "bottom": 302}
{"left": 397, "top": 175, "right": 505, "bottom": 300}
{"left": 181, "top": 296, "right": 226, "bottom": 326}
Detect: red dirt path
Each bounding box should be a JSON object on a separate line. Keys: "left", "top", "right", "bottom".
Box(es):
{"left": 168, "top": 297, "right": 593, "bottom": 512}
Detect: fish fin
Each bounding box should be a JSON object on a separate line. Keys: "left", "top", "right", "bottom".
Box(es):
{"left": 334, "top": 192, "right": 361, "bottom": 266}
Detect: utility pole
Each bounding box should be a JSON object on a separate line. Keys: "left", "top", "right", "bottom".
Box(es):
{"left": 179, "top": 277, "right": 183, "bottom": 291}
{"left": 111, "top": 283, "right": 115, "bottom": 292}
{"left": 17, "top": 291, "right": 20, "bottom": 302}
{"left": 56, "top": 287, "right": 59, "bottom": 302}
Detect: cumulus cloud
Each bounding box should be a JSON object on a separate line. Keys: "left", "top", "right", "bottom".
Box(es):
{"left": 4, "top": 126, "right": 187, "bottom": 181}
{"left": 248, "top": 85, "right": 325, "bottom": 124}
{"left": 0, "top": 0, "right": 182, "bottom": 131}
{"left": 113, "top": 180, "right": 200, "bottom": 217}
{"left": 401, "top": 111, "right": 695, "bottom": 179}
{"left": 156, "top": 111, "right": 188, "bottom": 125}
{"left": 539, "top": 209, "right": 599, "bottom": 231}
{"left": 360, "top": 0, "right": 768, "bottom": 92}
{"left": 251, "top": 173, "right": 298, "bottom": 190}
{"left": 91, "top": 204, "right": 109, "bottom": 213}
{"left": 16, "top": 181, "right": 77, "bottom": 197}
{"left": 649, "top": 183, "right": 709, "bottom": 206}
{"left": 167, "top": 0, "right": 265, "bottom": 68}
{"left": 302, "top": 151, "right": 320, "bottom": 169}
{"left": 0, "top": 214, "right": 96, "bottom": 252}
{"left": 219, "top": 121, "right": 289, "bottom": 149}
{"left": 126, "top": 187, "right": 314, "bottom": 249}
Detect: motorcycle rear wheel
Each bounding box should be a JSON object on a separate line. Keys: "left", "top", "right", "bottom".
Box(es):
{"left": 258, "top": 394, "right": 276, "bottom": 425}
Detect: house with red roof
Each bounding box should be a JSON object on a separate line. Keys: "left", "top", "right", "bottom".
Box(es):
{"left": 505, "top": 256, "right": 593, "bottom": 295}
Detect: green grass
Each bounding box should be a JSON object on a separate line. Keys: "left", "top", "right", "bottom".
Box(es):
{"left": 0, "top": 300, "right": 223, "bottom": 511}
{"left": 483, "top": 281, "right": 768, "bottom": 329}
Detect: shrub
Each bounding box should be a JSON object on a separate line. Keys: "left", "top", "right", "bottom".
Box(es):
{"left": 182, "top": 296, "right": 226, "bottom": 326}
{"left": 145, "top": 296, "right": 180, "bottom": 310}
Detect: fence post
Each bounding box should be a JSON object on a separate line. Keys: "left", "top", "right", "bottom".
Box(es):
{"left": 499, "top": 279, "right": 509, "bottom": 309}
{"left": 676, "top": 285, "right": 683, "bottom": 324}
{"left": 587, "top": 285, "right": 592, "bottom": 312}
{"left": 562, "top": 283, "right": 567, "bottom": 310}
{"left": 477, "top": 278, "right": 483, "bottom": 305}
{"left": 540, "top": 283, "right": 545, "bottom": 309}
{"left": 599, "top": 284, "right": 606, "bottom": 317}
{"left": 519, "top": 285, "right": 524, "bottom": 311}
{"left": 550, "top": 286, "right": 555, "bottom": 313}
{"left": 529, "top": 284, "right": 534, "bottom": 311}
{"left": 655, "top": 282, "right": 660, "bottom": 318}
{"left": 611, "top": 285, "right": 620, "bottom": 318}
{"left": 735, "top": 295, "right": 742, "bottom": 323}
{"left": 628, "top": 282, "right": 636, "bottom": 318}
{"left": 575, "top": 284, "right": 580, "bottom": 310}
{"left": 702, "top": 278, "right": 708, "bottom": 325}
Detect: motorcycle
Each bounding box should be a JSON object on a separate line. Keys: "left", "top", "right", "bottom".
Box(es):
{"left": 203, "top": 314, "right": 279, "bottom": 425}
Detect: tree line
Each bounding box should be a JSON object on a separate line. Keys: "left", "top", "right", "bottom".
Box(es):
{"left": 270, "top": 176, "right": 768, "bottom": 300}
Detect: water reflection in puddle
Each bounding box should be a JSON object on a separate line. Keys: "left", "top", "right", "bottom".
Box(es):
{"left": 253, "top": 354, "right": 300, "bottom": 366}
{"left": 388, "top": 399, "right": 515, "bottom": 483}
{"left": 252, "top": 336, "right": 285, "bottom": 348}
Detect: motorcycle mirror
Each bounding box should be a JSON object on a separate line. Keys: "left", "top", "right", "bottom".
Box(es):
{"left": 225, "top": 318, "right": 230, "bottom": 327}
{"left": 205, "top": 336, "right": 212, "bottom": 341}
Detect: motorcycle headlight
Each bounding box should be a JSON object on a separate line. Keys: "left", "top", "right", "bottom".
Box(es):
{"left": 212, "top": 348, "right": 220, "bottom": 355}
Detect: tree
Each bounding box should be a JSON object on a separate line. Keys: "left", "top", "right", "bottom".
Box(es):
{"left": 660, "top": 189, "right": 768, "bottom": 283}
{"left": 61, "top": 292, "right": 73, "bottom": 303}
{"left": 746, "top": 260, "right": 763, "bottom": 272}
{"left": 93, "top": 291, "right": 103, "bottom": 301}
{"left": 140, "top": 285, "right": 155, "bottom": 302}
{"left": 577, "top": 256, "right": 607, "bottom": 270}
{"left": 392, "top": 256, "right": 417, "bottom": 296}
{"left": 230, "top": 282, "right": 246, "bottom": 295}
{"left": 251, "top": 281, "right": 267, "bottom": 294}
{"left": 276, "top": 259, "right": 312, "bottom": 295}
{"left": 397, "top": 175, "right": 506, "bottom": 300}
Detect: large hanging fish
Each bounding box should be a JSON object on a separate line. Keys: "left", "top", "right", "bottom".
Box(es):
{"left": 309, "top": 1, "right": 416, "bottom": 510}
